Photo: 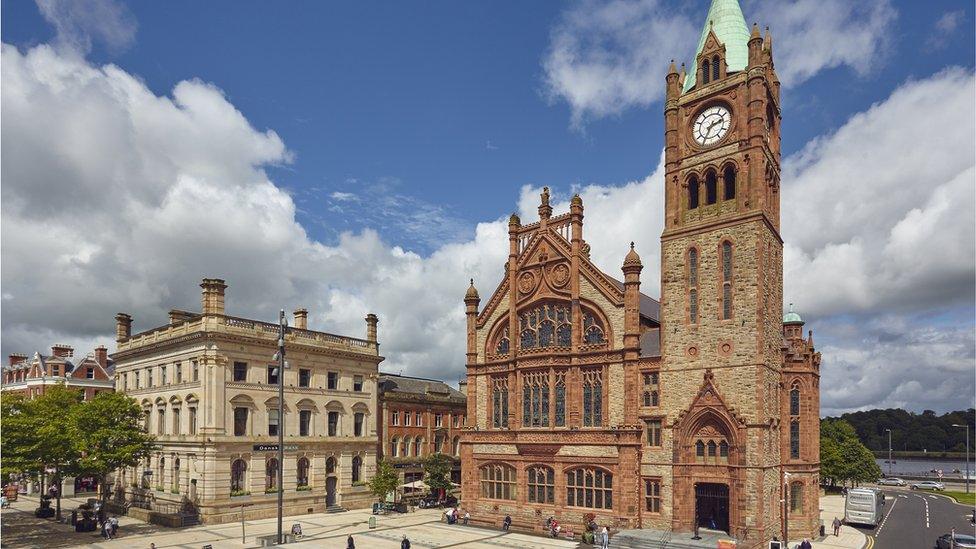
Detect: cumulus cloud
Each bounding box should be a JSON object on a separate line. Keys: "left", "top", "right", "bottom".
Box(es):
{"left": 2, "top": 41, "right": 972, "bottom": 413}
{"left": 542, "top": 0, "right": 897, "bottom": 127}
{"left": 35, "top": 0, "right": 137, "bottom": 55}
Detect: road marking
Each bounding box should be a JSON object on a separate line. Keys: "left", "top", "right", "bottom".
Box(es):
{"left": 929, "top": 495, "right": 938, "bottom": 500}
{"left": 922, "top": 496, "right": 930, "bottom": 528}
{"left": 875, "top": 497, "right": 897, "bottom": 537}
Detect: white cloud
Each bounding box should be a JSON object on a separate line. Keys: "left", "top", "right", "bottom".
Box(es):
{"left": 2, "top": 42, "right": 972, "bottom": 414}
{"left": 34, "top": 0, "right": 137, "bottom": 55}
{"left": 927, "top": 9, "right": 966, "bottom": 51}
{"left": 542, "top": 0, "right": 897, "bottom": 126}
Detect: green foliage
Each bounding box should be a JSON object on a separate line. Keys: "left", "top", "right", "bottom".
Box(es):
{"left": 368, "top": 459, "right": 400, "bottom": 501}
{"left": 942, "top": 490, "right": 976, "bottom": 506}
{"left": 827, "top": 408, "right": 975, "bottom": 453}
{"left": 422, "top": 453, "right": 454, "bottom": 493}
{"left": 820, "top": 418, "right": 882, "bottom": 487}
{"left": 0, "top": 385, "right": 156, "bottom": 502}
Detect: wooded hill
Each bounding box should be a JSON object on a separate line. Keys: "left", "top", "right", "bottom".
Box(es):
{"left": 826, "top": 408, "right": 975, "bottom": 454}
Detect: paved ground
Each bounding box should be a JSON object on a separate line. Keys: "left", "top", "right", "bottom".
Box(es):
{"left": 1, "top": 495, "right": 578, "bottom": 549}
{"left": 849, "top": 487, "right": 976, "bottom": 549}
{"left": 810, "top": 495, "right": 867, "bottom": 549}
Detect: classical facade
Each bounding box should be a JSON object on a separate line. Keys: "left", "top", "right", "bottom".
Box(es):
{"left": 460, "top": 0, "right": 820, "bottom": 545}
{"left": 110, "top": 278, "right": 383, "bottom": 524}
{"left": 377, "top": 374, "right": 467, "bottom": 486}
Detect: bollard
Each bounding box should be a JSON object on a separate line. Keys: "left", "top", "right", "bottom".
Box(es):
{"left": 369, "top": 516, "right": 377, "bottom": 529}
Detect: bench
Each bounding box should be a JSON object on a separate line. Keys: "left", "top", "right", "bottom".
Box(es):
{"left": 256, "top": 533, "right": 301, "bottom": 546}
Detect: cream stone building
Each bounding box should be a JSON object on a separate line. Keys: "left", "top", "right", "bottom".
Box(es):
{"left": 111, "top": 278, "right": 383, "bottom": 524}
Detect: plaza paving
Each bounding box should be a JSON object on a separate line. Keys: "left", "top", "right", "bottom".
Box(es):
{"left": 1, "top": 494, "right": 868, "bottom": 548}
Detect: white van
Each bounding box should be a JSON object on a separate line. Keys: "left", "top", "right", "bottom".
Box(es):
{"left": 845, "top": 488, "right": 883, "bottom": 526}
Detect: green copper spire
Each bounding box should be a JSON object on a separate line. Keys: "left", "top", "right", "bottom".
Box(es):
{"left": 682, "top": 0, "right": 751, "bottom": 93}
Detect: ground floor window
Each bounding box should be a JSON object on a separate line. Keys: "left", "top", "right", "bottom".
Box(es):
{"left": 231, "top": 459, "right": 247, "bottom": 494}
{"left": 297, "top": 457, "right": 309, "bottom": 488}
{"left": 566, "top": 468, "right": 612, "bottom": 509}
{"left": 527, "top": 465, "right": 554, "bottom": 504}
{"left": 790, "top": 482, "right": 803, "bottom": 513}
{"left": 480, "top": 463, "right": 515, "bottom": 500}
{"left": 265, "top": 458, "right": 279, "bottom": 492}
{"left": 352, "top": 456, "right": 362, "bottom": 483}
{"left": 644, "top": 479, "right": 661, "bottom": 512}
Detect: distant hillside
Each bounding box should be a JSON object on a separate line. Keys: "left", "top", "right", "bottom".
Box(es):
{"left": 826, "top": 408, "right": 975, "bottom": 453}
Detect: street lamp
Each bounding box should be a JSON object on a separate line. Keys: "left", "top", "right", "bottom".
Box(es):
{"left": 783, "top": 471, "right": 792, "bottom": 545}
{"left": 275, "top": 310, "right": 288, "bottom": 544}
{"left": 952, "top": 424, "right": 970, "bottom": 494}
{"left": 885, "top": 428, "right": 892, "bottom": 477}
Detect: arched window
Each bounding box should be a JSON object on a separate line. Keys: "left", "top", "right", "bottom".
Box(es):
{"left": 790, "top": 420, "right": 800, "bottom": 459}
{"left": 723, "top": 165, "right": 736, "bottom": 200}
{"left": 405, "top": 436, "right": 414, "bottom": 457}
{"left": 721, "top": 241, "right": 733, "bottom": 320}
{"left": 582, "top": 369, "right": 603, "bottom": 427}
{"left": 452, "top": 436, "right": 460, "bottom": 456}
{"left": 790, "top": 385, "right": 800, "bottom": 416}
{"left": 695, "top": 440, "right": 705, "bottom": 457}
{"left": 583, "top": 312, "right": 605, "bottom": 344}
{"left": 688, "top": 176, "right": 700, "bottom": 209}
{"left": 265, "top": 458, "right": 278, "bottom": 491}
{"left": 352, "top": 455, "right": 362, "bottom": 483}
{"left": 707, "top": 440, "right": 717, "bottom": 457}
{"left": 157, "top": 456, "right": 165, "bottom": 486}
{"left": 480, "top": 463, "right": 516, "bottom": 500}
{"left": 688, "top": 248, "right": 699, "bottom": 324}
{"left": 554, "top": 371, "right": 566, "bottom": 427}
{"left": 390, "top": 437, "right": 399, "bottom": 458}
{"left": 326, "top": 456, "right": 337, "bottom": 475}
{"left": 720, "top": 440, "right": 729, "bottom": 457}
{"left": 519, "top": 303, "right": 573, "bottom": 350}
{"left": 705, "top": 171, "right": 717, "bottom": 205}
{"left": 172, "top": 458, "right": 180, "bottom": 491}
{"left": 414, "top": 437, "right": 425, "bottom": 457}
{"left": 492, "top": 377, "right": 508, "bottom": 429}
{"left": 434, "top": 434, "right": 444, "bottom": 454}
{"left": 790, "top": 482, "right": 803, "bottom": 512}
{"left": 566, "top": 468, "right": 613, "bottom": 509}
{"left": 522, "top": 371, "right": 550, "bottom": 427}
{"left": 494, "top": 327, "right": 510, "bottom": 355}
{"left": 712, "top": 55, "right": 720, "bottom": 81}
{"left": 642, "top": 372, "right": 659, "bottom": 407}
{"left": 702, "top": 59, "right": 711, "bottom": 84}
{"left": 526, "top": 465, "right": 555, "bottom": 504}
{"left": 231, "top": 459, "right": 247, "bottom": 494}
{"left": 297, "top": 457, "right": 310, "bottom": 488}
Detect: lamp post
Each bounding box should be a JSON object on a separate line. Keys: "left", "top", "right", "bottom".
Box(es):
{"left": 885, "top": 428, "right": 892, "bottom": 477}
{"left": 276, "top": 310, "right": 287, "bottom": 544}
{"left": 783, "top": 471, "right": 792, "bottom": 545}
{"left": 952, "top": 424, "right": 970, "bottom": 494}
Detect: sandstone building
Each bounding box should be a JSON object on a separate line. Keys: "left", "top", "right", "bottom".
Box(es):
{"left": 460, "top": 0, "right": 820, "bottom": 545}
{"left": 377, "top": 374, "right": 467, "bottom": 487}
{"left": 111, "top": 278, "right": 383, "bottom": 524}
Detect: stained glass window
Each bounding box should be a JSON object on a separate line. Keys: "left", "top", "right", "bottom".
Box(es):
{"left": 790, "top": 385, "right": 800, "bottom": 416}
{"left": 492, "top": 378, "right": 509, "bottom": 429}
{"left": 495, "top": 327, "right": 510, "bottom": 355}
{"left": 519, "top": 303, "right": 573, "bottom": 350}
{"left": 583, "top": 313, "right": 605, "bottom": 345}
{"left": 790, "top": 420, "right": 800, "bottom": 459}
{"left": 582, "top": 369, "right": 603, "bottom": 427}
{"left": 480, "top": 463, "right": 516, "bottom": 500}
{"left": 554, "top": 373, "right": 566, "bottom": 427}
{"left": 566, "top": 468, "right": 612, "bottom": 509}
{"left": 527, "top": 466, "right": 555, "bottom": 504}
{"left": 695, "top": 440, "right": 705, "bottom": 457}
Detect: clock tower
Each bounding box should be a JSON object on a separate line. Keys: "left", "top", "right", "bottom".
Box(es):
{"left": 653, "top": 0, "right": 818, "bottom": 544}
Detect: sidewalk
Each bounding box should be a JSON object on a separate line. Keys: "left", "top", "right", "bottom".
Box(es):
{"left": 792, "top": 494, "right": 866, "bottom": 549}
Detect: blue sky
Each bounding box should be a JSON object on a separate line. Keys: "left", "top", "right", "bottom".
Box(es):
{"left": 2, "top": 0, "right": 974, "bottom": 415}
{"left": 5, "top": 0, "right": 972, "bottom": 252}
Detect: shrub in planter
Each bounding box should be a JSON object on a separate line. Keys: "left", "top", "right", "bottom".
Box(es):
{"left": 230, "top": 489, "right": 250, "bottom": 497}
{"left": 296, "top": 485, "right": 312, "bottom": 492}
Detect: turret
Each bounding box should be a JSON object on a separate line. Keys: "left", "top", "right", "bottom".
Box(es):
{"left": 622, "top": 243, "right": 643, "bottom": 353}
{"left": 365, "top": 313, "right": 378, "bottom": 344}
{"left": 464, "top": 280, "right": 480, "bottom": 364}
{"left": 748, "top": 22, "right": 763, "bottom": 67}
{"left": 115, "top": 313, "right": 132, "bottom": 342}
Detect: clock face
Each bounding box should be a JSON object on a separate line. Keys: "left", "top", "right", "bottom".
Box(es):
{"left": 693, "top": 105, "right": 731, "bottom": 146}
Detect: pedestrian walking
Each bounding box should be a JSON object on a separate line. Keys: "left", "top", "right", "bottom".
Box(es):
{"left": 401, "top": 534, "right": 411, "bottom": 549}
{"left": 102, "top": 519, "right": 113, "bottom": 539}
{"left": 601, "top": 525, "right": 610, "bottom": 549}
{"left": 109, "top": 515, "right": 119, "bottom": 536}
{"left": 799, "top": 539, "right": 813, "bottom": 549}
{"left": 346, "top": 534, "right": 355, "bottom": 549}
{"left": 463, "top": 511, "right": 470, "bottom": 525}
{"left": 832, "top": 516, "right": 841, "bottom": 536}
{"left": 502, "top": 514, "right": 512, "bottom": 531}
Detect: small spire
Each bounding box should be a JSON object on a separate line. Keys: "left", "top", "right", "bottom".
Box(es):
{"left": 538, "top": 186, "right": 553, "bottom": 220}
{"left": 630, "top": 241, "right": 635, "bottom": 249}
{"left": 788, "top": 302, "right": 794, "bottom": 312}
{"left": 764, "top": 26, "right": 773, "bottom": 50}
{"left": 668, "top": 59, "right": 678, "bottom": 75}
{"left": 751, "top": 22, "right": 761, "bottom": 39}
{"left": 465, "top": 278, "right": 480, "bottom": 301}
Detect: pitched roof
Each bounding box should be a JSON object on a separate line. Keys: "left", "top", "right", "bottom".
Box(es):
{"left": 378, "top": 373, "right": 466, "bottom": 404}
{"left": 682, "top": 0, "right": 751, "bottom": 92}
{"left": 608, "top": 276, "right": 661, "bottom": 324}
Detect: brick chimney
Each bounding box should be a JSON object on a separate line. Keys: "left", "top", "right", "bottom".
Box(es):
{"left": 94, "top": 346, "right": 108, "bottom": 368}
{"left": 115, "top": 313, "right": 132, "bottom": 342}
{"left": 365, "top": 313, "right": 378, "bottom": 343}
{"left": 200, "top": 278, "right": 228, "bottom": 316}
{"left": 458, "top": 379, "right": 468, "bottom": 398}
{"left": 169, "top": 309, "right": 195, "bottom": 325}
{"left": 8, "top": 354, "right": 27, "bottom": 366}
{"left": 51, "top": 344, "right": 73, "bottom": 358}
{"left": 293, "top": 308, "right": 308, "bottom": 330}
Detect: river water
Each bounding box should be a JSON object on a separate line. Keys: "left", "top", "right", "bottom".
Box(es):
{"left": 875, "top": 458, "right": 973, "bottom": 478}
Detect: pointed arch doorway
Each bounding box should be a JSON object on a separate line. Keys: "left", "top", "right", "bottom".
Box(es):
{"left": 695, "top": 482, "right": 730, "bottom": 533}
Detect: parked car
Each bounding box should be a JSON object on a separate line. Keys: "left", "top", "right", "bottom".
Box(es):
{"left": 911, "top": 481, "right": 945, "bottom": 491}
{"left": 936, "top": 533, "right": 976, "bottom": 549}
{"left": 877, "top": 477, "right": 906, "bottom": 486}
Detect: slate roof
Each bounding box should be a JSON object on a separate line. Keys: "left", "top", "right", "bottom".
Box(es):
{"left": 608, "top": 277, "right": 661, "bottom": 324}
{"left": 378, "top": 374, "right": 466, "bottom": 405}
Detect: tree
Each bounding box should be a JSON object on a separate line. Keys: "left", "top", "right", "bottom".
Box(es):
{"left": 422, "top": 452, "right": 454, "bottom": 495}
{"left": 74, "top": 392, "right": 157, "bottom": 505}
{"left": 820, "top": 418, "right": 881, "bottom": 489}
{"left": 368, "top": 460, "right": 400, "bottom": 502}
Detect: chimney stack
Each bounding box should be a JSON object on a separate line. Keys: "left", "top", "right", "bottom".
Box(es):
{"left": 200, "top": 278, "right": 228, "bottom": 316}
{"left": 169, "top": 309, "right": 195, "bottom": 325}
{"left": 293, "top": 308, "right": 308, "bottom": 330}
{"left": 8, "top": 354, "right": 27, "bottom": 367}
{"left": 51, "top": 344, "right": 73, "bottom": 358}
{"left": 365, "top": 313, "right": 378, "bottom": 344}
{"left": 458, "top": 379, "right": 468, "bottom": 398}
{"left": 115, "top": 313, "right": 132, "bottom": 342}
{"left": 94, "top": 346, "right": 108, "bottom": 368}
